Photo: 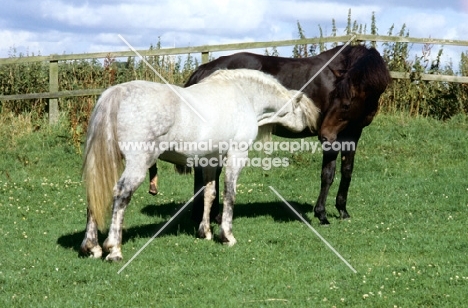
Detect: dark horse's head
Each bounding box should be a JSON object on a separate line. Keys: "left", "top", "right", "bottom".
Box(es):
{"left": 319, "top": 46, "right": 391, "bottom": 144}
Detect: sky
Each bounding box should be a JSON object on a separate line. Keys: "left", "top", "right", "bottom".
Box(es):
{"left": 1, "top": 0, "right": 468, "bottom": 70}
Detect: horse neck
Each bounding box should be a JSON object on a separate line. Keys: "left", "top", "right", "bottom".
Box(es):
{"left": 235, "top": 78, "right": 291, "bottom": 123}
{"left": 244, "top": 78, "right": 320, "bottom": 134}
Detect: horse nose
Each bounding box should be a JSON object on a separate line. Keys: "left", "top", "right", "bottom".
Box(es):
{"left": 320, "top": 134, "right": 336, "bottom": 144}
{"left": 320, "top": 126, "right": 337, "bottom": 144}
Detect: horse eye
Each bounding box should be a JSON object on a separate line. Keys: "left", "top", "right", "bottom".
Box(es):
{"left": 342, "top": 103, "right": 351, "bottom": 110}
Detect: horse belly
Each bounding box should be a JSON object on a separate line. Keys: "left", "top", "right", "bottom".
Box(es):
{"left": 159, "top": 150, "right": 222, "bottom": 167}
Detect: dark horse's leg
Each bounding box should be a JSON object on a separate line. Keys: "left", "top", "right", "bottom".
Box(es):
{"left": 148, "top": 164, "right": 158, "bottom": 195}
{"left": 335, "top": 132, "right": 361, "bottom": 219}
{"left": 314, "top": 150, "right": 339, "bottom": 225}
{"left": 315, "top": 130, "right": 362, "bottom": 224}
{"left": 335, "top": 150, "right": 355, "bottom": 219}
{"left": 191, "top": 166, "right": 221, "bottom": 223}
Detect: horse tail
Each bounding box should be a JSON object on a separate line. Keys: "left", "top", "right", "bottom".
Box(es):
{"left": 82, "top": 86, "right": 124, "bottom": 231}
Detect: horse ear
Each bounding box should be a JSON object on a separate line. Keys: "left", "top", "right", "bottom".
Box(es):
{"left": 295, "top": 92, "right": 303, "bottom": 101}
{"left": 329, "top": 67, "right": 347, "bottom": 78}
{"left": 289, "top": 90, "right": 303, "bottom": 105}
{"left": 293, "top": 92, "right": 303, "bottom": 106}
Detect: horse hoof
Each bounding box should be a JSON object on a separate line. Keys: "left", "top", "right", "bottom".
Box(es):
{"left": 148, "top": 182, "right": 158, "bottom": 195}
{"left": 219, "top": 230, "right": 237, "bottom": 246}
{"left": 105, "top": 255, "right": 123, "bottom": 262}
{"left": 340, "top": 211, "right": 351, "bottom": 220}
{"left": 88, "top": 246, "right": 103, "bottom": 258}
{"left": 320, "top": 218, "right": 330, "bottom": 225}
{"left": 105, "top": 250, "right": 123, "bottom": 262}
{"left": 223, "top": 238, "right": 237, "bottom": 247}
{"left": 197, "top": 228, "right": 212, "bottom": 240}
{"left": 80, "top": 241, "right": 103, "bottom": 259}
{"left": 103, "top": 243, "right": 123, "bottom": 261}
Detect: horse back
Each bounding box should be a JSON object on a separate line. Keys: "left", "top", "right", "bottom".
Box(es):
{"left": 184, "top": 52, "right": 334, "bottom": 108}
{"left": 185, "top": 52, "right": 264, "bottom": 87}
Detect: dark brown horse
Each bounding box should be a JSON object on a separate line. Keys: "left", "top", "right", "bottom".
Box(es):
{"left": 150, "top": 44, "right": 391, "bottom": 225}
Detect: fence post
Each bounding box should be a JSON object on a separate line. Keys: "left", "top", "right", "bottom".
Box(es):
{"left": 201, "top": 51, "right": 209, "bottom": 64}
{"left": 49, "top": 59, "right": 59, "bottom": 124}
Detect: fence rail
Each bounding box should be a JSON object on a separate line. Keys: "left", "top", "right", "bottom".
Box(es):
{"left": 1, "top": 33, "right": 468, "bottom": 123}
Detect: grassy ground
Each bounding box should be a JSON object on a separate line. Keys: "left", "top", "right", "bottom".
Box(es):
{"left": 0, "top": 113, "right": 467, "bottom": 307}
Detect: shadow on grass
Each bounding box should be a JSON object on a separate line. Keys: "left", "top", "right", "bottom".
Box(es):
{"left": 56, "top": 201, "right": 197, "bottom": 254}
{"left": 57, "top": 199, "right": 329, "bottom": 254}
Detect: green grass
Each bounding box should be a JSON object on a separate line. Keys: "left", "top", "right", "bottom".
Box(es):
{"left": 1, "top": 113, "right": 468, "bottom": 307}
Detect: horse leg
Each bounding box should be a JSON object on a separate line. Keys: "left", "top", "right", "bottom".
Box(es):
{"left": 197, "top": 167, "right": 217, "bottom": 239}
{"left": 335, "top": 145, "right": 358, "bottom": 220}
{"left": 191, "top": 166, "right": 204, "bottom": 223}
{"left": 213, "top": 166, "right": 222, "bottom": 223}
{"left": 80, "top": 208, "right": 103, "bottom": 258}
{"left": 219, "top": 153, "right": 245, "bottom": 246}
{"left": 103, "top": 162, "right": 148, "bottom": 261}
{"left": 314, "top": 151, "right": 339, "bottom": 225}
{"left": 148, "top": 164, "right": 158, "bottom": 195}
{"left": 191, "top": 166, "right": 221, "bottom": 223}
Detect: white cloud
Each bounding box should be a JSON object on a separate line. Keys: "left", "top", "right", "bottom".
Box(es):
{"left": 0, "top": 0, "right": 467, "bottom": 64}
{"left": 40, "top": 1, "right": 103, "bottom": 27}
{"left": 0, "top": 30, "right": 42, "bottom": 56}
{"left": 399, "top": 12, "right": 447, "bottom": 37}
{"left": 39, "top": 0, "right": 268, "bottom": 33}
{"left": 268, "top": 0, "right": 380, "bottom": 23}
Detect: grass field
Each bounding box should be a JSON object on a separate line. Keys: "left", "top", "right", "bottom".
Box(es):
{"left": 1, "top": 113, "right": 467, "bottom": 307}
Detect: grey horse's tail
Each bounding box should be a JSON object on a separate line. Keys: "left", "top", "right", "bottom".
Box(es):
{"left": 82, "top": 86, "right": 124, "bottom": 231}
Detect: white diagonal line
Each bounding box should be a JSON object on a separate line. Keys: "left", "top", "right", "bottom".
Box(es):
{"left": 117, "top": 186, "right": 205, "bottom": 274}
{"left": 269, "top": 186, "right": 357, "bottom": 274}
{"left": 270, "top": 35, "right": 357, "bottom": 122}
{"left": 118, "top": 34, "right": 207, "bottom": 123}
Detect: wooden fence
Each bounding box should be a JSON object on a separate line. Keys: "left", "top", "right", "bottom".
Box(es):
{"left": 1, "top": 33, "right": 468, "bottom": 123}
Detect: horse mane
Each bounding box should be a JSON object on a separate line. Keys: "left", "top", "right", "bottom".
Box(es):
{"left": 334, "top": 45, "right": 391, "bottom": 99}
{"left": 298, "top": 93, "right": 321, "bottom": 133}
{"left": 256, "top": 93, "right": 320, "bottom": 143}
{"left": 328, "top": 45, "right": 391, "bottom": 128}
{"left": 200, "top": 69, "right": 293, "bottom": 98}
{"left": 256, "top": 92, "right": 321, "bottom": 144}
{"left": 203, "top": 69, "right": 321, "bottom": 136}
